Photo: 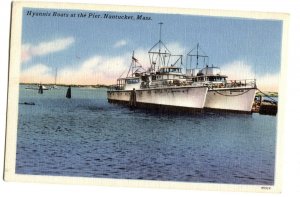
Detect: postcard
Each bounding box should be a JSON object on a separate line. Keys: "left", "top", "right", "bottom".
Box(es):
{"left": 4, "top": 1, "right": 288, "bottom": 193}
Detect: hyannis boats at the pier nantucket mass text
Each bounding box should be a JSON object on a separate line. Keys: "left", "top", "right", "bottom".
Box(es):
{"left": 107, "top": 23, "right": 257, "bottom": 113}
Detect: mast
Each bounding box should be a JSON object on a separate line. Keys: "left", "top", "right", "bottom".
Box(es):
{"left": 126, "top": 51, "right": 144, "bottom": 78}
{"left": 196, "top": 43, "right": 199, "bottom": 67}
{"left": 158, "top": 22, "right": 162, "bottom": 68}
{"left": 148, "top": 22, "right": 171, "bottom": 72}
{"left": 159, "top": 22, "right": 163, "bottom": 42}
{"left": 148, "top": 23, "right": 183, "bottom": 72}
{"left": 55, "top": 68, "right": 57, "bottom": 85}
{"left": 187, "top": 43, "right": 209, "bottom": 69}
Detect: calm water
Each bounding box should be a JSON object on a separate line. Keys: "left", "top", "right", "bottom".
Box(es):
{"left": 16, "top": 85, "right": 277, "bottom": 185}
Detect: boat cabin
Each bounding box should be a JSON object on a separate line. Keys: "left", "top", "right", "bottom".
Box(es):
{"left": 192, "top": 66, "right": 228, "bottom": 86}
{"left": 159, "top": 67, "right": 182, "bottom": 74}
{"left": 117, "top": 77, "right": 141, "bottom": 90}
{"left": 193, "top": 75, "right": 227, "bottom": 83}
{"left": 153, "top": 66, "right": 185, "bottom": 80}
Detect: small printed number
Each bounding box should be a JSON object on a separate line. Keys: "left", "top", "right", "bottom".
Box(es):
{"left": 261, "top": 186, "right": 271, "bottom": 190}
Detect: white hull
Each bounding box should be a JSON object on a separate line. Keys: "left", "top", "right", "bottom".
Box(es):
{"left": 108, "top": 86, "right": 208, "bottom": 109}
{"left": 204, "top": 88, "right": 256, "bottom": 112}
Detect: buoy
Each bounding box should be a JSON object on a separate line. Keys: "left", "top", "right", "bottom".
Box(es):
{"left": 66, "top": 86, "right": 71, "bottom": 99}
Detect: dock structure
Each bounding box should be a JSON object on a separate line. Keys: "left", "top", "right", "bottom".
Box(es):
{"left": 252, "top": 95, "right": 277, "bottom": 116}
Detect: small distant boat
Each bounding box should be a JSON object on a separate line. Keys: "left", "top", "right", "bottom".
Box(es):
{"left": 50, "top": 68, "right": 59, "bottom": 89}
{"left": 25, "top": 85, "right": 49, "bottom": 90}
{"left": 19, "top": 102, "right": 35, "bottom": 105}
{"left": 50, "top": 85, "right": 59, "bottom": 90}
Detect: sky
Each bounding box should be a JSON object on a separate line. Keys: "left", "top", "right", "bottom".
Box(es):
{"left": 20, "top": 8, "right": 283, "bottom": 91}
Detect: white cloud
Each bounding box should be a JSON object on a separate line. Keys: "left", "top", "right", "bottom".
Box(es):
{"left": 21, "top": 37, "right": 75, "bottom": 62}
{"left": 20, "top": 38, "right": 279, "bottom": 91}
{"left": 166, "top": 42, "right": 187, "bottom": 55}
{"left": 113, "top": 40, "right": 127, "bottom": 48}
{"left": 20, "top": 39, "right": 280, "bottom": 91}
{"left": 20, "top": 53, "right": 132, "bottom": 85}
{"left": 220, "top": 60, "right": 255, "bottom": 80}
{"left": 19, "top": 42, "right": 190, "bottom": 85}
{"left": 220, "top": 60, "right": 280, "bottom": 92}
{"left": 133, "top": 42, "right": 186, "bottom": 68}
{"left": 20, "top": 64, "right": 54, "bottom": 83}
{"left": 256, "top": 73, "right": 280, "bottom": 92}
{"left": 59, "top": 54, "right": 130, "bottom": 85}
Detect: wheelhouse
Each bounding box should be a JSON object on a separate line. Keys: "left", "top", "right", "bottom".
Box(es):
{"left": 193, "top": 75, "right": 227, "bottom": 83}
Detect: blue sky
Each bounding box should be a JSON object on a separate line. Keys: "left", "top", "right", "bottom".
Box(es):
{"left": 20, "top": 8, "right": 283, "bottom": 90}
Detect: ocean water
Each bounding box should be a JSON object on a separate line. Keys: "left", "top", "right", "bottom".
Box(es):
{"left": 16, "top": 85, "right": 277, "bottom": 185}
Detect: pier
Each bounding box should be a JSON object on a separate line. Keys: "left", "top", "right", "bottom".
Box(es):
{"left": 252, "top": 94, "right": 278, "bottom": 116}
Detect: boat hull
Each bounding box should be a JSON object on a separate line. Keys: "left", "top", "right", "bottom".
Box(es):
{"left": 204, "top": 88, "right": 256, "bottom": 113}
{"left": 107, "top": 86, "right": 208, "bottom": 110}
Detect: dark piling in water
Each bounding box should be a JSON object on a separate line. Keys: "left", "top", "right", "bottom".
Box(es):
{"left": 129, "top": 88, "right": 137, "bottom": 108}
{"left": 66, "top": 86, "right": 71, "bottom": 99}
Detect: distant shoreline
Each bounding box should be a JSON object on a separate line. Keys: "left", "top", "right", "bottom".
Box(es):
{"left": 19, "top": 83, "right": 110, "bottom": 88}
{"left": 256, "top": 92, "right": 278, "bottom": 97}
{"left": 19, "top": 83, "right": 278, "bottom": 97}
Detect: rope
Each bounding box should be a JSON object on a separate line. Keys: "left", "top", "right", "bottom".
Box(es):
{"left": 256, "top": 88, "right": 277, "bottom": 103}
{"left": 211, "top": 87, "right": 278, "bottom": 104}
{"left": 211, "top": 88, "right": 252, "bottom": 97}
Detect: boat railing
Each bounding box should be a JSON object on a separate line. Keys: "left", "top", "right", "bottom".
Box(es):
{"left": 223, "top": 79, "right": 256, "bottom": 89}
{"left": 108, "top": 84, "right": 125, "bottom": 91}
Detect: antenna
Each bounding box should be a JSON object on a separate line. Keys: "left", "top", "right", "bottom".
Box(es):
{"left": 187, "top": 43, "right": 209, "bottom": 69}
{"left": 196, "top": 43, "right": 199, "bottom": 66}
{"left": 125, "top": 50, "right": 144, "bottom": 78}
{"left": 158, "top": 22, "right": 163, "bottom": 42}
{"left": 148, "top": 22, "right": 171, "bottom": 71}
{"left": 158, "top": 22, "right": 163, "bottom": 67}
{"left": 55, "top": 67, "right": 57, "bottom": 85}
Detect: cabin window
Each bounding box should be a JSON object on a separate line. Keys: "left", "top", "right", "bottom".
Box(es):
{"left": 208, "top": 77, "right": 214, "bottom": 81}
{"left": 141, "top": 76, "right": 148, "bottom": 82}
{"left": 126, "top": 79, "right": 140, "bottom": 84}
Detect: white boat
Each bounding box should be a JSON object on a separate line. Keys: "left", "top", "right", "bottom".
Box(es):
{"left": 50, "top": 68, "right": 59, "bottom": 89}
{"left": 186, "top": 44, "right": 257, "bottom": 113}
{"left": 107, "top": 23, "right": 208, "bottom": 112}
{"left": 25, "top": 84, "right": 49, "bottom": 90}
{"left": 192, "top": 66, "right": 256, "bottom": 112}
{"left": 108, "top": 24, "right": 256, "bottom": 114}
{"left": 107, "top": 64, "right": 208, "bottom": 111}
